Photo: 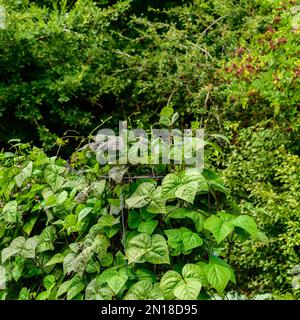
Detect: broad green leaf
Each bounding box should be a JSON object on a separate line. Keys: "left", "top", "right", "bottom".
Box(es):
{"left": 126, "top": 233, "right": 169, "bottom": 265}
{"left": 159, "top": 270, "right": 183, "bottom": 300}
{"left": 137, "top": 220, "right": 158, "bottom": 235}
{"left": 2, "top": 236, "right": 38, "bottom": 263}
{"left": 182, "top": 230, "right": 203, "bottom": 251}
{"left": 45, "top": 253, "right": 65, "bottom": 267}
{"left": 85, "top": 278, "right": 114, "bottom": 300}
{"left": 175, "top": 181, "right": 198, "bottom": 204}
{"left": 182, "top": 263, "right": 207, "bottom": 286}
{"left": 207, "top": 258, "right": 232, "bottom": 292}
{"left": 23, "top": 216, "right": 38, "bottom": 236}
{"left": 1, "top": 200, "right": 19, "bottom": 224}
{"left": 57, "top": 190, "right": 68, "bottom": 204}
{"left": 37, "top": 226, "right": 56, "bottom": 253}
{"left": 99, "top": 252, "right": 113, "bottom": 267}
{"left": 126, "top": 182, "right": 156, "bottom": 209}
{"left": 78, "top": 207, "right": 93, "bottom": 222}
{"left": 232, "top": 215, "right": 258, "bottom": 238}
{"left": 203, "top": 215, "right": 234, "bottom": 243}
{"left": 166, "top": 207, "right": 205, "bottom": 232}
{"left": 107, "top": 269, "right": 128, "bottom": 295}
{"left": 124, "top": 280, "right": 164, "bottom": 300}
{"left": 44, "top": 164, "right": 65, "bottom": 191}
{"left": 135, "top": 268, "right": 157, "bottom": 283}
{"left": 56, "top": 280, "right": 72, "bottom": 298}
{"left": 182, "top": 169, "right": 208, "bottom": 192}
{"left": 15, "top": 162, "right": 33, "bottom": 187}
{"left": 108, "top": 166, "right": 128, "bottom": 184}
{"left": 19, "top": 287, "right": 30, "bottom": 300}
{"left": 89, "top": 180, "right": 106, "bottom": 197}
{"left": 161, "top": 174, "right": 181, "bottom": 199}
{"left": 1, "top": 237, "right": 25, "bottom": 263}
{"left": 173, "top": 278, "right": 202, "bottom": 300}
{"left": 146, "top": 186, "right": 166, "bottom": 214}
{"left": 36, "top": 291, "right": 49, "bottom": 300}
{"left": 146, "top": 234, "right": 170, "bottom": 264}
{"left": 67, "top": 282, "right": 85, "bottom": 300}
{"left": 128, "top": 210, "right": 143, "bottom": 229}
{"left": 98, "top": 214, "right": 118, "bottom": 228}
{"left": 165, "top": 227, "right": 203, "bottom": 254}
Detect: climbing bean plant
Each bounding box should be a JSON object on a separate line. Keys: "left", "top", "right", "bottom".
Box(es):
{"left": 0, "top": 140, "right": 261, "bottom": 300}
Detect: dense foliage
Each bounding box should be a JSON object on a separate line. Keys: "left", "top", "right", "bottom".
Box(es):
{"left": 0, "top": 140, "right": 261, "bottom": 300}
{"left": 0, "top": 0, "right": 299, "bottom": 299}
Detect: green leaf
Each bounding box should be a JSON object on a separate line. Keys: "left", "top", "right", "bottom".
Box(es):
{"left": 57, "top": 190, "right": 68, "bottom": 204}
{"left": 175, "top": 181, "right": 198, "bottom": 204}
{"left": 1, "top": 200, "right": 19, "bottom": 224}
{"left": 207, "top": 258, "right": 232, "bottom": 292}
{"left": 67, "top": 282, "right": 85, "bottom": 300}
{"left": 182, "top": 263, "right": 207, "bottom": 286}
{"left": 160, "top": 107, "right": 174, "bottom": 117}
{"left": 89, "top": 180, "right": 106, "bottom": 197}
{"left": 137, "top": 220, "right": 158, "bottom": 235}
{"left": 45, "top": 253, "right": 65, "bottom": 267}
{"left": 203, "top": 215, "right": 234, "bottom": 243}
{"left": 107, "top": 269, "right": 128, "bottom": 295}
{"left": 23, "top": 216, "right": 38, "bottom": 236}
{"left": 19, "top": 287, "right": 30, "bottom": 300}
{"left": 232, "top": 215, "right": 258, "bottom": 238}
{"left": 1, "top": 236, "right": 38, "bottom": 263}
{"left": 182, "top": 169, "right": 208, "bottom": 192}
{"left": 128, "top": 210, "right": 143, "bottom": 229}
{"left": 182, "top": 230, "right": 203, "bottom": 251}
{"left": 0, "top": 266, "right": 6, "bottom": 290}
{"left": 161, "top": 174, "right": 181, "bottom": 199}
{"left": 146, "top": 186, "right": 166, "bottom": 214}
{"left": 146, "top": 234, "right": 170, "bottom": 264}
{"left": 159, "top": 270, "right": 183, "bottom": 300}
{"left": 126, "top": 233, "right": 169, "bottom": 265}
{"left": 56, "top": 280, "right": 72, "bottom": 298}
{"left": 98, "top": 214, "right": 118, "bottom": 228}
{"left": 165, "top": 227, "right": 202, "bottom": 254}
{"left": 37, "top": 226, "right": 56, "bottom": 253}
{"left": 124, "top": 280, "right": 164, "bottom": 300}
{"left": 173, "top": 278, "right": 202, "bottom": 300}
{"left": 108, "top": 166, "right": 128, "bottom": 184}
{"left": 94, "top": 252, "right": 110, "bottom": 268}
{"left": 77, "top": 207, "right": 93, "bottom": 222}
{"left": 15, "top": 162, "right": 33, "bottom": 187}
{"left": 43, "top": 275, "right": 56, "bottom": 290}
{"left": 166, "top": 207, "right": 205, "bottom": 232}
{"left": 126, "top": 182, "right": 156, "bottom": 209}
{"left": 85, "top": 278, "right": 114, "bottom": 300}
